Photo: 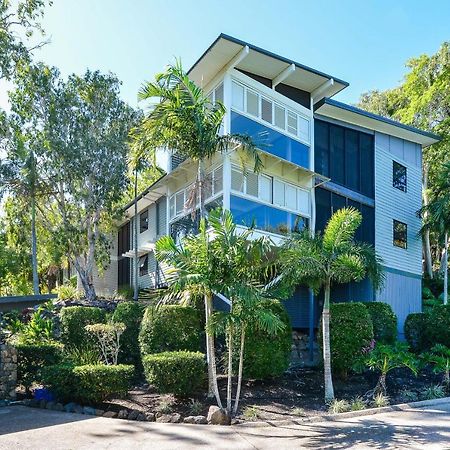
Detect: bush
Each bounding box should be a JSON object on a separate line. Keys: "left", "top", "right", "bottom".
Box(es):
{"left": 143, "top": 351, "right": 205, "bottom": 396}
{"left": 426, "top": 305, "right": 450, "bottom": 348}
{"left": 364, "top": 302, "right": 397, "bottom": 344}
{"left": 16, "top": 342, "right": 63, "bottom": 389}
{"left": 404, "top": 313, "right": 429, "bottom": 352}
{"left": 242, "top": 300, "right": 292, "bottom": 379}
{"left": 112, "top": 302, "right": 144, "bottom": 367}
{"left": 42, "top": 363, "right": 134, "bottom": 404}
{"left": 60, "top": 306, "right": 106, "bottom": 348}
{"left": 320, "top": 302, "right": 374, "bottom": 379}
{"left": 139, "top": 305, "right": 202, "bottom": 355}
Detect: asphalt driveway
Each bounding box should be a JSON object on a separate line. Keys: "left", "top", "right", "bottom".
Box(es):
{"left": 0, "top": 402, "right": 449, "bottom": 449}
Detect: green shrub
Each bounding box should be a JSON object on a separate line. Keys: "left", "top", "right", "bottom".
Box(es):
{"left": 142, "top": 351, "right": 205, "bottom": 396}
{"left": 41, "top": 364, "right": 77, "bottom": 402}
{"left": 242, "top": 300, "right": 292, "bottom": 380}
{"left": 42, "top": 363, "right": 134, "bottom": 404}
{"left": 404, "top": 313, "right": 429, "bottom": 352}
{"left": 364, "top": 302, "right": 397, "bottom": 344}
{"left": 16, "top": 342, "right": 63, "bottom": 389}
{"left": 425, "top": 305, "right": 450, "bottom": 348}
{"left": 60, "top": 306, "right": 106, "bottom": 348}
{"left": 139, "top": 305, "right": 202, "bottom": 355}
{"left": 320, "top": 302, "right": 374, "bottom": 379}
{"left": 112, "top": 302, "right": 144, "bottom": 367}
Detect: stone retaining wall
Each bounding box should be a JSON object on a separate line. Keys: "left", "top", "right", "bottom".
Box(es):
{"left": 0, "top": 344, "right": 17, "bottom": 400}
{"left": 290, "top": 331, "right": 319, "bottom": 367}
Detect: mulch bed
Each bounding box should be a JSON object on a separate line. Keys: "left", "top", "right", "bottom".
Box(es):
{"left": 101, "top": 366, "right": 444, "bottom": 422}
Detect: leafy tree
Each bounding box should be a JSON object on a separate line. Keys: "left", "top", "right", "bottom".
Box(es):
{"left": 135, "top": 60, "right": 263, "bottom": 395}
{"left": 358, "top": 42, "right": 450, "bottom": 278}
{"left": 281, "top": 208, "right": 384, "bottom": 402}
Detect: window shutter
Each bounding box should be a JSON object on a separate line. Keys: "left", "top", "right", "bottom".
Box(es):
{"left": 298, "top": 116, "right": 309, "bottom": 142}
{"left": 215, "top": 83, "right": 224, "bottom": 104}
{"left": 169, "top": 196, "right": 175, "bottom": 219}
{"left": 213, "top": 166, "right": 223, "bottom": 194}
{"left": 261, "top": 97, "right": 273, "bottom": 124}
{"left": 232, "top": 82, "right": 244, "bottom": 111}
{"left": 259, "top": 175, "right": 272, "bottom": 203}
{"left": 231, "top": 168, "right": 244, "bottom": 192}
{"left": 175, "top": 191, "right": 184, "bottom": 215}
{"left": 287, "top": 111, "right": 298, "bottom": 135}
{"left": 297, "top": 189, "right": 310, "bottom": 215}
{"left": 274, "top": 104, "right": 286, "bottom": 129}
{"left": 246, "top": 172, "right": 259, "bottom": 197}
{"left": 285, "top": 184, "right": 297, "bottom": 210}
{"left": 273, "top": 180, "right": 285, "bottom": 207}
{"left": 246, "top": 90, "right": 259, "bottom": 117}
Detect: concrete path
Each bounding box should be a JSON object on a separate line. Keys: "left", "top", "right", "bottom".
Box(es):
{"left": 0, "top": 403, "right": 449, "bottom": 449}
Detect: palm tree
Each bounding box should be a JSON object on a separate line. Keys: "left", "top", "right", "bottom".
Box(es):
{"left": 281, "top": 207, "right": 384, "bottom": 403}
{"left": 419, "top": 162, "right": 450, "bottom": 305}
{"left": 156, "top": 209, "right": 283, "bottom": 416}
{"left": 132, "top": 60, "right": 263, "bottom": 395}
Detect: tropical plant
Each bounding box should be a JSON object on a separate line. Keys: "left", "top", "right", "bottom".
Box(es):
{"left": 328, "top": 399, "right": 350, "bottom": 414}
{"left": 420, "top": 384, "right": 445, "bottom": 400}
{"left": 281, "top": 207, "right": 384, "bottom": 402}
{"left": 424, "top": 344, "right": 450, "bottom": 388}
{"left": 85, "top": 322, "right": 126, "bottom": 365}
{"left": 354, "top": 342, "right": 418, "bottom": 397}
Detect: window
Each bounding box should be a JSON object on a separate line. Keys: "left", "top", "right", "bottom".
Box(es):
{"left": 175, "top": 191, "right": 184, "bottom": 216}
{"left": 232, "top": 81, "right": 244, "bottom": 111}
{"left": 393, "top": 220, "right": 407, "bottom": 249}
{"left": 213, "top": 166, "right": 223, "bottom": 194}
{"left": 274, "top": 104, "right": 285, "bottom": 129}
{"left": 140, "top": 209, "right": 149, "bottom": 233}
{"left": 345, "top": 129, "right": 359, "bottom": 191}
{"left": 273, "top": 180, "right": 285, "bottom": 207}
{"left": 287, "top": 111, "right": 297, "bottom": 135}
{"left": 393, "top": 161, "right": 407, "bottom": 192}
{"left": 246, "top": 90, "right": 259, "bottom": 117}
{"left": 246, "top": 172, "right": 259, "bottom": 197}
{"left": 330, "top": 125, "right": 345, "bottom": 185}
{"left": 139, "top": 254, "right": 148, "bottom": 277}
{"left": 259, "top": 175, "right": 272, "bottom": 203}
{"left": 214, "top": 83, "right": 224, "bottom": 104}
{"left": 231, "top": 168, "right": 244, "bottom": 192}
{"left": 261, "top": 97, "right": 273, "bottom": 123}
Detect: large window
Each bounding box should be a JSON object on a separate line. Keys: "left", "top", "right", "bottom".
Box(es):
{"left": 231, "top": 80, "right": 310, "bottom": 144}
{"left": 393, "top": 220, "right": 407, "bottom": 249}
{"left": 393, "top": 161, "right": 407, "bottom": 192}
{"left": 230, "top": 195, "right": 308, "bottom": 236}
{"left": 314, "top": 120, "right": 374, "bottom": 198}
{"left": 140, "top": 209, "right": 148, "bottom": 233}
{"left": 139, "top": 254, "right": 148, "bottom": 277}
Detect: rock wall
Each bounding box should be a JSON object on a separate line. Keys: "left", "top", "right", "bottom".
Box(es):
{"left": 0, "top": 344, "right": 17, "bottom": 400}
{"left": 290, "top": 331, "right": 320, "bottom": 367}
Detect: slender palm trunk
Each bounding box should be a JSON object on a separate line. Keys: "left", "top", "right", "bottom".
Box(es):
{"left": 444, "top": 232, "right": 448, "bottom": 305}
{"left": 323, "top": 278, "right": 334, "bottom": 403}
{"left": 198, "top": 160, "right": 206, "bottom": 219}
{"left": 133, "top": 166, "right": 139, "bottom": 301}
{"left": 31, "top": 193, "right": 40, "bottom": 296}
{"left": 205, "top": 292, "right": 222, "bottom": 408}
{"left": 233, "top": 325, "right": 246, "bottom": 417}
{"left": 226, "top": 324, "right": 233, "bottom": 414}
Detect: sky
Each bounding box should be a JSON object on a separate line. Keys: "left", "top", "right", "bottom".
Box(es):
{"left": 1, "top": 0, "right": 449, "bottom": 111}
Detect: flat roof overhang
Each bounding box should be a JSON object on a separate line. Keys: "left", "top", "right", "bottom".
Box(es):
{"left": 188, "top": 34, "right": 349, "bottom": 98}
{"left": 315, "top": 98, "right": 441, "bottom": 147}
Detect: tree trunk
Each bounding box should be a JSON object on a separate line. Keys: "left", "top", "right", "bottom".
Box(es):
{"left": 226, "top": 324, "right": 233, "bottom": 414}
{"left": 74, "top": 258, "right": 96, "bottom": 302}
{"left": 133, "top": 166, "right": 139, "bottom": 301}
{"left": 198, "top": 160, "right": 206, "bottom": 219}
{"left": 233, "top": 325, "right": 245, "bottom": 417}
{"left": 30, "top": 194, "right": 40, "bottom": 296}
{"left": 423, "top": 165, "right": 433, "bottom": 278}
{"left": 322, "top": 279, "right": 335, "bottom": 403}
{"left": 444, "top": 232, "right": 448, "bottom": 305}
{"left": 204, "top": 292, "right": 222, "bottom": 408}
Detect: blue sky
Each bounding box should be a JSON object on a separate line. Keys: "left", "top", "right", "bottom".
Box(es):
{"left": 3, "top": 0, "right": 450, "bottom": 108}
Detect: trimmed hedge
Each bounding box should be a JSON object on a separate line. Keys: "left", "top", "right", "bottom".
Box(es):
{"left": 143, "top": 351, "right": 205, "bottom": 397}
{"left": 364, "top": 302, "right": 397, "bottom": 344}
{"left": 242, "top": 300, "right": 292, "bottom": 380}
{"left": 404, "top": 313, "right": 429, "bottom": 352}
{"left": 112, "top": 302, "right": 144, "bottom": 367}
{"left": 42, "top": 363, "right": 134, "bottom": 404}
{"left": 16, "top": 342, "right": 63, "bottom": 389}
{"left": 425, "top": 304, "right": 450, "bottom": 348}
{"left": 320, "top": 302, "right": 374, "bottom": 379}
{"left": 60, "top": 306, "right": 106, "bottom": 348}
{"left": 139, "top": 305, "right": 202, "bottom": 355}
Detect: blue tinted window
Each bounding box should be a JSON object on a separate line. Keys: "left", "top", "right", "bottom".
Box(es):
{"left": 230, "top": 112, "right": 310, "bottom": 169}
{"left": 230, "top": 195, "right": 308, "bottom": 235}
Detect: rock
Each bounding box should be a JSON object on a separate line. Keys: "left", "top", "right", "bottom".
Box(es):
{"left": 136, "top": 413, "right": 146, "bottom": 421}
{"left": 53, "top": 403, "right": 64, "bottom": 412}
{"left": 156, "top": 414, "right": 172, "bottom": 423}
{"left": 128, "top": 409, "right": 140, "bottom": 421}
{"left": 170, "top": 413, "right": 182, "bottom": 423}
{"left": 74, "top": 404, "right": 83, "bottom": 414}
{"left": 83, "top": 406, "right": 96, "bottom": 415}
{"left": 45, "top": 401, "right": 55, "bottom": 410}
{"left": 207, "top": 406, "right": 231, "bottom": 425}
{"left": 118, "top": 409, "right": 128, "bottom": 419}
{"left": 183, "top": 415, "right": 207, "bottom": 424}
{"left": 103, "top": 411, "right": 117, "bottom": 418}
{"left": 64, "top": 402, "right": 77, "bottom": 413}
{"left": 22, "top": 399, "right": 32, "bottom": 407}
{"left": 39, "top": 400, "right": 47, "bottom": 409}
{"left": 145, "top": 412, "right": 156, "bottom": 422}
{"left": 95, "top": 409, "right": 105, "bottom": 416}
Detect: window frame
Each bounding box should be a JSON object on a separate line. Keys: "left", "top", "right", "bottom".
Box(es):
{"left": 393, "top": 219, "right": 407, "bottom": 249}
{"left": 139, "top": 254, "right": 148, "bottom": 277}
{"left": 139, "top": 209, "right": 149, "bottom": 233}
{"left": 393, "top": 160, "right": 407, "bottom": 193}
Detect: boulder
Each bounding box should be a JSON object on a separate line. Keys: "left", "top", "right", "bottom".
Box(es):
{"left": 128, "top": 410, "right": 140, "bottom": 420}
{"left": 207, "top": 406, "right": 231, "bottom": 425}
{"left": 136, "top": 413, "right": 146, "bottom": 421}
{"left": 64, "top": 402, "right": 77, "bottom": 413}
{"left": 45, "top": 401, "right": 55, "bottom": 410}
{"left": 145, "top": 412, "right": 156, "bottom": 422}
{"left": 118, "top": 409, "right": 128, "bottom": 419}
{"left": 53, "top": 403, "right": 64, "bottom": 412}
{"left": 83, "top": 406, "right": 96, "bottom": 415}
{"left": 183, "top": 415, "right": 208, "bottom": 424}
{"left": 103, "top": 411, "right": 117, "bottom": 418}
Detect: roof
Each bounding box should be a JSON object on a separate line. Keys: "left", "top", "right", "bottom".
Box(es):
{"left": 315, "top": 98, "right": 441, "bottom": 147}
{"left": 188, "top": 33, "right": 349, "bottom": 98}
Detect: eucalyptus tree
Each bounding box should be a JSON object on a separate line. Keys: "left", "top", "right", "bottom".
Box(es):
{"left": 131, "top": 59, "right": 263, "bottom": 218}
{"left": 281, "top": 208, "right": 384, "bottom": 402}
